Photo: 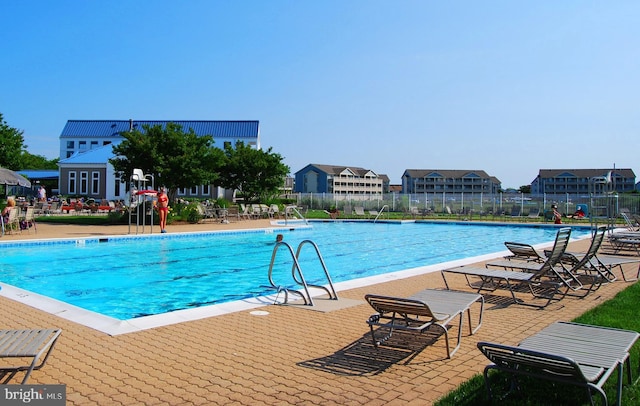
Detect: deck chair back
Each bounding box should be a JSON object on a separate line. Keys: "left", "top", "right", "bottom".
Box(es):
{"left": 365, "top": 295, "right": 440, "bottom": 320}
{"left": 477, "top": 341, "right": 607, "bottom": 404}
{"left": 532, "top": 227, "right": 571, "bottom": 277}
{"left": 504, "top": 241, "right": 544, "bottom": 261}
{"left": 572, "top": 226, "right": 606, "bottom": 271}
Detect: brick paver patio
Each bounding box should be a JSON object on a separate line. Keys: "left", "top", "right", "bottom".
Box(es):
{"left": 1, "top": 224, "right": 637, "bottom": 405}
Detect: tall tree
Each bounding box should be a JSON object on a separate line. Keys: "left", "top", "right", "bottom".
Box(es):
{"left": 0, "top": 113, "right": 27, "bottom": 170}
{"left": 109, "top": 123, "right": 224, "bottom": 201}
{"left": 218, "top": 141, "right": 290, "bottom": 203}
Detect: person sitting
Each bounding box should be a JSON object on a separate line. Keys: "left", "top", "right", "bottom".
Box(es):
{"left": 573, "top": 207, "right": 585, "bottom": 218}
{"left": 2, "top": 197, "right": 16, "bottom": 223}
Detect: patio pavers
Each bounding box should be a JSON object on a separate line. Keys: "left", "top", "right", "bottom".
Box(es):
{"left": 1, "top": 226, "right": 637, "bottom": 405}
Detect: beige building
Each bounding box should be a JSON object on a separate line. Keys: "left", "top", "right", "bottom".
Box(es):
{"left": 294, "top": 164, "right": 389, "bottom": 195}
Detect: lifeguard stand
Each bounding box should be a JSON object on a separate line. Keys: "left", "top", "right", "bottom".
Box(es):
{"left": 128, "top": 168, "right": 155, "bottom": 234}
{"left": 589, "top": 171, "right": 617, "bottom": 230}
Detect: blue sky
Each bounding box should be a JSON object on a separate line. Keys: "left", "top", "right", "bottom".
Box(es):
{"left": 2, "top": 1, "right": 639, "bottom": 189}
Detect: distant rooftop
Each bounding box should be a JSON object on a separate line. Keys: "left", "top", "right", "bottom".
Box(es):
{"left": 17, "top": 169, "right": 59, "bottom": 180}
{"left": 60, "top": 120, "right": 259, "bottom": 138}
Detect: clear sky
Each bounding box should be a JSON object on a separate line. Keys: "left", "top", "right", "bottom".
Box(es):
{"left": 2, "top": 1, "right": 639, "bottom": 189}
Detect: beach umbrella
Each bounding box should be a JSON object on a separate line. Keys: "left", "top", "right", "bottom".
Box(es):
{"left": 0, "top": 167, "right": 31, "bottom": 187}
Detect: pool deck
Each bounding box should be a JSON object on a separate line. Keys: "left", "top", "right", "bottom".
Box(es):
{"left": 1, "top": 221, "right": 637, "bottom": 405}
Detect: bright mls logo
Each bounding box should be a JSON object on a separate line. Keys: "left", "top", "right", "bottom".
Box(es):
{"left": 1, "top": 385, "right": 66, "bottom": 406}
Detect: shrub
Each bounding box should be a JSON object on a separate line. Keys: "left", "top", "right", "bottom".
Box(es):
{"left": 185, "top": 203, "right": 202, "bottom": 224}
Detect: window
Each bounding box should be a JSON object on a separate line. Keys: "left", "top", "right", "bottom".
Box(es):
{"left": 66, "top": 141, "right": 75, "bottom": 149}
{"left": 79, "top": 141, "right": 87, "bottom": 150}
{"left": 178, "top": 188, "right": 186, "bottom": 195}
{"left": 190, "top": 186, "right": 198, "bottom": 195}
{"left": 66, "top": 151, "right": 74, "bottom": 158}
{"left": 80, "top": 171, "right": 88, "bottom": 194}
{"left": 114, "top": 179, "right": 121, "bottom": 197}
{"left": 90, "top": 141, "right": 99, "bottom": 149}
{"left": 223, "top": 141, "right": 231, "bottom": 149}
{"left": 202, "top": 185, "right": 210, "bottom": 195}
{"left": 91, "top": 172, "right": 100, "bottom": 195}
{"left": 103, "top": 141, "right": 111, "bottom": 146}
{"left": 68, "top": 172, "right": 77, "bottom": 194}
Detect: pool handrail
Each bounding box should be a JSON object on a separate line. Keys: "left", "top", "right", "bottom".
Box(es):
{"left": 373, "top": 205, "right": 390, "bottom": 223}
{"left": 293, "top": 240, "right": 338, "bottom": 301}
{"left": 268, "top": 241, "right": 314, "bottom": 305}
{"left": 284, "top": 205, "right": 309, "bottom": 225}
{"left": 267, "top": 239, "right": 338, "bottom": 306}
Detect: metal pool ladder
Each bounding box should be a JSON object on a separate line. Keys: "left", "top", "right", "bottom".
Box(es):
{"left": 373, "top": 204, "right": 389, "bottom": 223}
{"left": 267, "top": 239, "right": 338, "bottom": 306}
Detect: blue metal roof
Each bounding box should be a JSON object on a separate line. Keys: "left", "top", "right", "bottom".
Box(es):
{"left": 60, "top": 120, "right": 259, "bottom": 138}
{"left": 58, "top": 144, "right": 117, "bottom": 164}
{"left": 18, "top": 170, "right": 59, "bottom": 180}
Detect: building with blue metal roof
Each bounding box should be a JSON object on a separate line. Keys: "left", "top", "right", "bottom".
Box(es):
{"left": 60, "top": 120, "right": 260, "bottom": 159}
{"left": 58, "top": 119, "right": 260, "bottom": 200}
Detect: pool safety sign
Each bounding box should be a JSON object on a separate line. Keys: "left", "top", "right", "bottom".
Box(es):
{"left": 1, "top": 385, "right": 66, "bottom": 405}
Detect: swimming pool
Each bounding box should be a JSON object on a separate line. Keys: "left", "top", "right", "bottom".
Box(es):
{"left": 0, "top": 221, "right": 590, "bottom": 325}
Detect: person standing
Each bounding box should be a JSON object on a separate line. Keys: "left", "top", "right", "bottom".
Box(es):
{"left": 551, "top": 204, "right": 562, "bottom": 224}
{"left": 157, "top": 187, "right": 169, "bottom": 233}
{"left": 37, "top": 185, "right": 47, "bottom": 202}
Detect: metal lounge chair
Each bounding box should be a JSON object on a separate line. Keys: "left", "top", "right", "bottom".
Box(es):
{"left": 580, "top": 253, "right": 640, "bottom": 282}
{"left": 0, "top": 328, "right": 62, "bottom": 384}
{"left": 510, "top": 205, "right": 521, "bottom": 218}
{"left": 353, "top": 206, "right": 366, "bottom": 217}
{"left": 526, "top": 208, "right": 540, "bottom": 221}
{"left": 441, "top": 227, "right": 572, "bottom": 308}
{"left": 545, "top": 226, "right": 640, "bottom": 282}
{"left": 503, "top": 241, "right": 547, "bottom": 263}
{"left": 478, "top": 321, "right": 639, "bottom": 405}
{"left": 365, "top": 289, "right": 484, "bottom": 359}
{"left": 607, "top": 231, "right": 640, "bottom": 256}
{"left": 488, "top": 227, "right": 604, "bottom": 298}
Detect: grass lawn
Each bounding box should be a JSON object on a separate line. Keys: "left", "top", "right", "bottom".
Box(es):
{"left": 434, "top": 281, "right": 640, "bottom": 406}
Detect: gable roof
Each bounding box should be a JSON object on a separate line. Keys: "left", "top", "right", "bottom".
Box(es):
{"left": 60, "top": 120, "right": 259, "bottom": 138}
{"left": 58, "top": 144, "right": 117, "bottom": 164}
{"left": 537, "top": 169, "right": 635, "bottom": 178}
{"left": 403, "top": 169, "right": 495, "bottom": 180}
{"left": 303, "top": 164, "right": 386, "bottom": 178}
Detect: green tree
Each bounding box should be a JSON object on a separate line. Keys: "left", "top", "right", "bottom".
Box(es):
{"left": 0, "top": 113, "right": 27, "bottom": 170}
{"left": 20, "top": 152, "right": 59, "bottom": 169}
{"left": 109, "top": 123, "right": 224, "bottom": 201}
{"left": 217, "top": 141, "right": 289, "bottom": 203}
{"left": 518, "top": 185, "right": 531, "bottom": 194}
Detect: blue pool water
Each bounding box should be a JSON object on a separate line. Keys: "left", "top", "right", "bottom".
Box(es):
{"left": 0, "top": 222, "right": 589, "bottom": 320}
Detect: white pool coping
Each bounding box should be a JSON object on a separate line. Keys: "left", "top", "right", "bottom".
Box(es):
{"left": 0, "top": 227, "right": 591, "bottom": 336}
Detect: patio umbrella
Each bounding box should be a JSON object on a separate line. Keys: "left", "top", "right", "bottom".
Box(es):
{"left": 0, "top": 167, "right": 31, "bottom": 187}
